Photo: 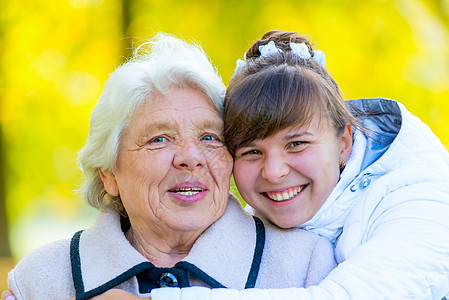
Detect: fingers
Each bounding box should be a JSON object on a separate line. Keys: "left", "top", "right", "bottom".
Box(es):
{"left": 89, "top": 289, "right": 151, "bottom": 299}
{"left": 1, "top": 290, "right": 15, "bottom": 300}
{"left": 5, "top": 289, "right": 152, "bottom": 300}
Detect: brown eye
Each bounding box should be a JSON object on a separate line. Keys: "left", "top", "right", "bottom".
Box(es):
{"left": 243, "top": 149, "right": 261, "bottom": 156}
{"left": 289, "top": 141, "right": 302, "bottom": 148}
{"left": 287, "top": 141, "right": 308, "bottom": 152}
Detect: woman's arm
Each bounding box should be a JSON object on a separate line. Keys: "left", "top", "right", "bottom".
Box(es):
{"left": 150, "top": 181, "right": 449, "bottom": 300}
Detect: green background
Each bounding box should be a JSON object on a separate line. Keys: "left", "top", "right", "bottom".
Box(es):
{"left": 1, "top": 0, "right": 448, "bottom": 289}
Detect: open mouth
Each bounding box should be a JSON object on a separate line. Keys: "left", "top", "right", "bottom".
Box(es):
{"left": 263, "top": 185, "right": 307, "bottom": 202}
{"left": 168, "top": 187, "right": 204, "bottom": 196}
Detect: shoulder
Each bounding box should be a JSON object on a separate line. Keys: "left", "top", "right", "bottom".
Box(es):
{"left": 244, "top": 200, "right": 334, "bottom": 260}
{"left": 264, "top": 222, "right": 334, "bottom": 261}
{"left": 8, "top": 237, "right": 75, "bottom": 299}
{"left": 363, "top": 166, "right": 449, "bottom": 204}
{"left": 258, "top": 221, "right": 335, "bottom": 288}
{"left": 346, "top": 166, "right": 449, "bottom": 224}
{"left": 264, "top": 221, "right": 321, "bottom": 246}
{"left": 340, "top": 167, "right": 449, "bottom": 253}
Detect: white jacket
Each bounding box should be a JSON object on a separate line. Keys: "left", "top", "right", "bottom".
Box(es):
{"left": 151, "top": 98, "right": 449, "bottom": 300}
{"left": 8, "top": 196, "right": 335, "bottom": 299}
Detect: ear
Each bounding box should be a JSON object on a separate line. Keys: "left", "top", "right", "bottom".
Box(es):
{"left": 99, "top": 168, "right": 119, "bottom": 197}
{"left": 339, "top": 124, "right": 353, "bottom": 163}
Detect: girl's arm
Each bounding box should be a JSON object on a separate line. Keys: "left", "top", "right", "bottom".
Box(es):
{"left": 1, "top": 289, "right": 152, "bottom": 300}
{"left": 65, "top": 289, "right": 151, "bottom": 300}
{"left": 150, "top": 181, "right": 449, "bottom": 300}
{"left": 1, "top": 290, "right": 15, "bottom": 300}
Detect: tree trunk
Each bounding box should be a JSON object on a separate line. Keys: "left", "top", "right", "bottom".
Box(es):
{"left": 0, "top": 16, "right": 11, "bottom": 256}
{"left": 121, "top": 0, "right": 133, "bottom": 59}
{"left": 0, "top": 125, "right": 11, "bottom": 257}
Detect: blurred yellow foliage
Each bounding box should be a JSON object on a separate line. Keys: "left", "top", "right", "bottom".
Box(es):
{"left": 0, "top": 1, "right": 448, "bottom": 291}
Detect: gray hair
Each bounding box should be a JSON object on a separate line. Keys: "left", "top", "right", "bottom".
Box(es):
{"left": 78, "top": 33, "right": 226, "bottom": 214}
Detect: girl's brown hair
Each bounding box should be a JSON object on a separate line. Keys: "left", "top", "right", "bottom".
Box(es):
{"left": 224, "top": 30, "right": 358, "bottom": 157}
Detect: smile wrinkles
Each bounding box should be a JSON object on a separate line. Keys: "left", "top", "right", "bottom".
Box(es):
{"left": 264, "top": 185, "right": 307, "bottom": 202}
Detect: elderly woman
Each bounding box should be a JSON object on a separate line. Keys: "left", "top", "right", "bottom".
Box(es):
{"left": 4, "top": 34, "right": 335, "bottom": 300}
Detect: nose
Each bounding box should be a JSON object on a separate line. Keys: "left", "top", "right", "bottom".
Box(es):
{"left": 173, "top": 139, "right": 206, "bottom": 170}
{"left": 261, "top": 153, "right": 290, "bottom": 183}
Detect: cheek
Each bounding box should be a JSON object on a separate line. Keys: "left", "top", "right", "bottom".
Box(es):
{"left": 233, "top": 161, "right": 257, "bottom": 194}
{"left": 302, "top": 149, "right": 340, "bottom": 192}
{"left": 144, "top": 150, "right": 177, "bottom": 182}
{"left": 220, "top": 151, "right": 234, "bottom": 179}
{"left": 301, "top": 146, "right": 339, "bottom": 171}
{"left": 207, "top": 149, "right": 233, "bottom": 184}
{"left": 131, "top": 151, "right": 174, "bottom": 192}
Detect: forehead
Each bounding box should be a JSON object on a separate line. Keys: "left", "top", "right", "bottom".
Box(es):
{"left": 131, "top": 88, "right": 222, "bottom": 130}
{"left": 245, "top": 112, "right": 334, "bottom": 148}
{"left": 288, "top": 110, "right": 329, "bottom": 132}
{"left": 268, "top": 109, "right": 330, "bottom": 136}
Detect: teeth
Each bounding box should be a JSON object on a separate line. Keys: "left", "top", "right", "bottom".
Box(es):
{"left": 266, "top": 186, "right": 305, "bottom": 202}
{"left": 179, "top": 191, "right": 197, "bottom": 196}
{"left": 171, "top": 188, "right": 203, "bottom": 196}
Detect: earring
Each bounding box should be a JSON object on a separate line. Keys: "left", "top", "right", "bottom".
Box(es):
{"left": 340, "top": 161, "right": 346, "bottom": 173}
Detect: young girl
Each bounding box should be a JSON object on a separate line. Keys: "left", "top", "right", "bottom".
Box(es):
{"left": 150, "top": 30, "right": 449, "bottom": 299}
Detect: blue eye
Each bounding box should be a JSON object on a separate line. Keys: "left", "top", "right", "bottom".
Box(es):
{"left": 201, "top": 135, "right": 216, "bottom": 141}
{"left": 152, "top": 137, "right": 166, "bottom": 143}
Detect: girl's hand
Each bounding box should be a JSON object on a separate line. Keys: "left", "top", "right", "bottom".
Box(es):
{"left": 65, "top": 289, "right": 151, "bottom": 300}
{"left": 2, "top": 288, "right": 150, "bottom": 300}
{"left": 1, "top": 290, "right": 15, "bottom": 300}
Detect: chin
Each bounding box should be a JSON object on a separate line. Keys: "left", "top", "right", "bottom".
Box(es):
{"left": 170, "top": 222, "right": 207, "bottom": 232}
{"left": 270, "top": 214, "right": 306, "bottom": 229}
{"left": 274, "top": 221, "right": 296, "bottom": 229}
{"left": 172, "top": 214, "right": 216, "bottom": 232}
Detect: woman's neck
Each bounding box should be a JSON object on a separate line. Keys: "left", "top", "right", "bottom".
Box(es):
{"left": 125, "top": 226, "right": 201, "bottom": 268}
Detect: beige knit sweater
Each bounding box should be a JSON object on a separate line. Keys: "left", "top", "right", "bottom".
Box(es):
{"left": 8, "top": 196, "right": 335, "bottom": 299}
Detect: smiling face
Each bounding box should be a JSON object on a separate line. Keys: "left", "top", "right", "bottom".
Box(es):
{"left": 233, "top": 114, "right": 352, "bottom": 228}
{"left": 100, "top": 87, "right": 232, "bottom": 236}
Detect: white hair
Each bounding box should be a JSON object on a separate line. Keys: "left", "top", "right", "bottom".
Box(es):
{"left": 78, "top": 33, "right": 226, "bottom": 213}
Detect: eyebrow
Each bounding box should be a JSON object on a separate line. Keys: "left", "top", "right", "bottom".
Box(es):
{"left": 240, "top": 132, "right": 313, "bottom": 149}
{"left": 143, "top": 122, "right": 174, "bottom": 134}
{"left": 283, "top": 131, "right": 313, "bottom": 141}
{"left": 199, "top": 119, "right": 223, "bottom": 132}
{"left": 142, "top": 118, "right": 223, "bottom": 135}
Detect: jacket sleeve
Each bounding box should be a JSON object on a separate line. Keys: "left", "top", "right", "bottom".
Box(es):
{"left": 150, "top": 180, "right": 449, "bottom": 300}
{"left": 7, "top": 269, "right": 25, "bottom": 300}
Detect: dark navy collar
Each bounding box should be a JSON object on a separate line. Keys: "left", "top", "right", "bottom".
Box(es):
{"left": 70, "top": 213, "right": 265, "bottom": 299}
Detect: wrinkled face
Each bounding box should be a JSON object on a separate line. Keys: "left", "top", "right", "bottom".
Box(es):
{"left": 233, "top": 114, "right": 352, "bottom": 228}
{"left": 101, "top": 87, "right": 233, "bottom": 235}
